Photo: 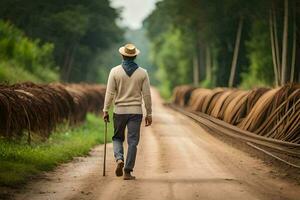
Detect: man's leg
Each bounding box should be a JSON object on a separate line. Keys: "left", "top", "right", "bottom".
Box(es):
{"left": 112, "top": 113, "right": 127, "bottom": 162}
{"left": 124, "top": 114, "right": 143, "bottom": 175}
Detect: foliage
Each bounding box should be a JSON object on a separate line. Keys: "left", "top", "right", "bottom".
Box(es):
{"left": 153, "top": 29, "right": 194, "bottom": 98}
{"left": 0, "top": 113, "right": 113, "bottom": 186}
{"left": 0, "top": 20, "right": 58, "bottom": 82}
{"left": 90, "top": 42, "right": 124, "bottom": 84}
{"left": 241, "top": 20, "right": 274, "bottom": 89}
{"left": 145, "top": 0, "right": 299, "bottom": 94}
{"left": 0, "top": 62, "right": 42, "bottom": 83}
{"left": 0, "top": 0, "right": 123, "bottom": 82}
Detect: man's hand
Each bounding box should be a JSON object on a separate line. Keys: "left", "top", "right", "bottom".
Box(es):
{"left": 145, "top": 115, "right": 152, "bottom": 126}
{"left": 103, "top": 111, "right": 110, "bottom": 123}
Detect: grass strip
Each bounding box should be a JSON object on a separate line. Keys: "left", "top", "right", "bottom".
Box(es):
{"left": 0, "top": 113, "right": 114, "bottom": 186}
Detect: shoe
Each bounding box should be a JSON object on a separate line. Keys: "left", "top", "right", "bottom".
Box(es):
{"left": 123, "top": 172, "right": 136, "bottom": 180}
{"left": 115, "top": 160, "right": 124, "bottom": 177}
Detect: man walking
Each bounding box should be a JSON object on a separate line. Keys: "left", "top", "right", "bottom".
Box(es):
{"left": 103, "top": 43, "right": 152, "bottom": 180}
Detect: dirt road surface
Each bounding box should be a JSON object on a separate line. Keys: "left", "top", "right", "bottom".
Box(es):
{"left": 11, "top": 89, "right": 300, "bottom": 200}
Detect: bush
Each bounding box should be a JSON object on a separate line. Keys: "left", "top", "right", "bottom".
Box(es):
{"left": 0, "top": 20, "right": 58, "bottom": 82}
{"left": 241, "top": 20, "right": 274, "bottom": 89}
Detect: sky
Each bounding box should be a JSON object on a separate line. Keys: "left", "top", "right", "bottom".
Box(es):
{"left": 110, "top": 0, "right": 157, "bottom": 29}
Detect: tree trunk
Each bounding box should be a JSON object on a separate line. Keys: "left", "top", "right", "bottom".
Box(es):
{"left": 295, "top": 0, "right": 300, "bottom": 83}
{"left": 281, "top": 0, "right": 289, "bottom": 85}
{"left": 269, "top": 9, "right": 279, "bottom": 86}
{"left": 60, "top": 44, "right": 77, "bottom": 82}
{"left": 65, "top": 44, "right": 76, "bottom": 82}
{"left": 193, "top": 53, "right": 199, "bottom": 86}
{"left": 61, "top": 47, "right": 71, "bottom": 81}
{"left": 273, "top": 1, "right": 281, "bottom": 81}
{"left": 290, "top": 5, "right": 296, "bottom": 83}
{"left": 229, "top": 16, "right": 243, "bottom": 88}
{"left": 199, "top": 45, "right": 206, "bottom": 81}
{"left": 211, "top": 47, "right": 217, "bottom": 86}
{"left": 206, "top": 46, "right": 212, "bottom": 83}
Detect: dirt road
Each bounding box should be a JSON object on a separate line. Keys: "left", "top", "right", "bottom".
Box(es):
{"left": 12, "top": 89, "right": 300, "bottom": 200}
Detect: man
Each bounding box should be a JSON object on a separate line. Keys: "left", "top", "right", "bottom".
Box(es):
{"left": 103, "top": 43, "right": 152, "bottom": 180}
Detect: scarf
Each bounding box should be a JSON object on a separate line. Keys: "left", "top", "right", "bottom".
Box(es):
{"left": 122, "top": 60, "right": 139, "bottom": 77}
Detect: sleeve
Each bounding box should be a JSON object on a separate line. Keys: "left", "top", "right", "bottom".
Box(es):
{"left": 103, "top": 69, "right": 116, "bottom": 112}
{"left": 141, "top": 71, "right": 152, "bottom": 116}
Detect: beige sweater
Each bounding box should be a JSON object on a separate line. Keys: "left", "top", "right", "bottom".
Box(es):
{"left": 103, "top": 65, "right": 152, "bottom": 116}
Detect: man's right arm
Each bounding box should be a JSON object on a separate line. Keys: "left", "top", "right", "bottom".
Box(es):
{"left": 142, "top": 71, "right": 152, "bottom": 126}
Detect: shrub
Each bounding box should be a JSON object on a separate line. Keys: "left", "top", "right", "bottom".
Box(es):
{"left": 0, "top": 20, "right": 58, "bottom": 82}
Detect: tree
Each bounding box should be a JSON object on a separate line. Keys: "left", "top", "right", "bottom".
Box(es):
{"left": 229, "top": 16, "right": 244, "bottom": 87}
{"left": 0, "top": 0, "right": 123, "bottom": 82}
{"left": 281, "top": 0, "right": 289, "bottom": 85}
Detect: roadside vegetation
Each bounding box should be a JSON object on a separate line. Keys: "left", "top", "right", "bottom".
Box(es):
{"left": 0, "top": 0, "right": 123, "bottom": 83}
{"left": 0, "top": 20, "right": 58, "bottom": 83}
{"left": 0, "top": 113, "right": 113, "bottom": 186}
{"left": 144, "top": 0, "right": 300, "bottom": 97}
{"left": 0, "top": 82, "right": 110, "bottom": 186}
{"left": 0, "top": 0, "right": 121, "bottom": 187}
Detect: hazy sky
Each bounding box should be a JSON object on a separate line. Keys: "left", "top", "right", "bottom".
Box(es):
{"left": 110, "top": 0, "right": 157, "bottom": 29}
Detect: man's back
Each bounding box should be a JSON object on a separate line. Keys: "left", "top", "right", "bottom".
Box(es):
{"left": 103, "top": 65, "right": 152, "bottom": 116}
{"left": 112, "top": 65, "right": 147, "bottom": 106}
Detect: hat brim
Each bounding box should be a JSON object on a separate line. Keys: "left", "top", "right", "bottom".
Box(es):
{"left": 119, "top": 47, "right": 140, "bottom": 57}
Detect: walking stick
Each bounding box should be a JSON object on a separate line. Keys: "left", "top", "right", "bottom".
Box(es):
{"left": 103, "top": 121, "right": 107, "bottom": 176}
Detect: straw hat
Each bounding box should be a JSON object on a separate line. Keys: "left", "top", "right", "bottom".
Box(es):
{"left": 119, "top": 43, "right": 140, "bottom": 57}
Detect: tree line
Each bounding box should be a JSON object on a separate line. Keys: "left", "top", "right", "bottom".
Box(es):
{"left": 0, "top": 0, "right": 123, "bottom": 82}
{"left": 144, "top": 0, "right": 300, "bottom": 97}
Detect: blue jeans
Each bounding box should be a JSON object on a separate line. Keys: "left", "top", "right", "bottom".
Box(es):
{"left": 112, "top": 113, "right": 143, "bottom": 173}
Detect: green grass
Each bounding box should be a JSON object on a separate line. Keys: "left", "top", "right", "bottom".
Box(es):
{"left": 0, "top": 113, "right": 114, "bottom": 187}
